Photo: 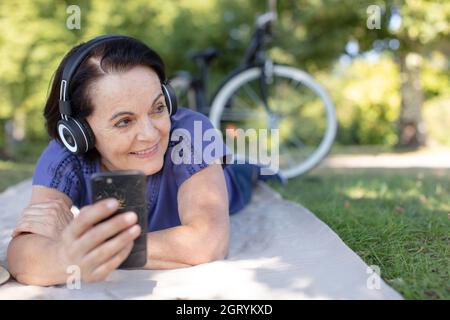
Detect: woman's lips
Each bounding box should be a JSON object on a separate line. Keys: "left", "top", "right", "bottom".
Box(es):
{"left": 129, "top": 144, "right": 159, "bottom": 159}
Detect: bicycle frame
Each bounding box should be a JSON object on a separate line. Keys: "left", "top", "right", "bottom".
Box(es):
{"left": 181, "top": 5, "right": 338, "bottom": 178}
{"left": 188, "top": 12, "right": 276, "bottom": 115}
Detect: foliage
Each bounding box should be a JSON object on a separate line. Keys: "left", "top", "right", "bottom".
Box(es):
{"left": 0, "top": 0, "right": 449, "bottom": 158}
{"left": 324, "top": 55, "right": 401, "bottom": 145}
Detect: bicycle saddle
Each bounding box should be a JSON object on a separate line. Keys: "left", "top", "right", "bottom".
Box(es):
{"left": 189, "top": 48, "right": 219, "bottom": 63}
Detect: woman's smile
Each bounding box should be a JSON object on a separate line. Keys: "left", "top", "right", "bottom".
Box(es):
{"left": 129, "top": 142, "right": 159, "bottom": 159}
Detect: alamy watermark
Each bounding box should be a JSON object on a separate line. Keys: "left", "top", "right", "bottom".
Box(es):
{"left": 367, "top": 5, "right": 382, "bottom": 30}
{"left": 170, "top": 121, "right": 280, "bottom": 176}
{"left": 366, "top": 265, "right": 381, "bottom": 290}
{"left": 66, "top": 265, "right": 81, "bottom": 290}
{"left": 66, "top": 5, "right": 81, "bottom": 30}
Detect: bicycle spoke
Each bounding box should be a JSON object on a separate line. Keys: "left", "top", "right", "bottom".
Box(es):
{"left": 242, "top": 83, "right": 265, "bottom": 108}
{"left": 271, "top": 77, "right": 301, "bottom": 116}
{"left": 232, "top": 94, "right": 257, "bottom": 111}
{"left": 287, "top": 134, "right": 306, "bottom": 149}
{"left": 271, "top": 75, "right": 280, "bottom": 113}
{"left": 293, "top": 79, "right": 303, "bottom": 90}
{"left": 220, "top": 109, "right": 257, "bottom": 121}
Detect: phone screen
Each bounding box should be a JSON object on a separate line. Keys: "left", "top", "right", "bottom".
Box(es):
{"left": 90, "top": 170, "right": 148, "bottom": 269}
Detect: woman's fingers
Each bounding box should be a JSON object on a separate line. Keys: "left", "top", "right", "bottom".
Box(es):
{"left": 12, "top": 216, "right": 59, "bottom": 240}
{"left": 82, "top": 224, "right": 141, "bottom": 273}
{"left": 13, "top": 219, "right": 44, "bottom": 234}
{"left": 69, "top": 198, "right": 119, "bottom": 238}
{"left": 15, "top": 206, "right": 69, "bottom": 238}
{"left": 76, "top": 211, "right": 138, "bottom": 254}
{"left": 11, "top": 225, "right": 30, "bottom": 238}
{"left": 86, "top": 242, "right": 134, "bottom": 283}
{"left": 13, "top": 199, "right": 75, "bottom": 240}
{"left": 28, "top": 201, "right": 63, "bottom": 211}
{"left": 26, "top": 200, "right": 72, "bottom": 219}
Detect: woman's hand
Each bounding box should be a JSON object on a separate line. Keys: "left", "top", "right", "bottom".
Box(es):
{"left": 12, "top": 198, "right": 74, "bottom": 241}
{"left": 53, "top": 198, "right": 141, "bottom": 283}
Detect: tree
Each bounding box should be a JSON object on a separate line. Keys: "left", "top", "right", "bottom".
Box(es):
{"left": 271, "top": 0, "right": 449, "bottom": 148}
{"left": 391, "top": 0, "right": 450, "bottom": 147}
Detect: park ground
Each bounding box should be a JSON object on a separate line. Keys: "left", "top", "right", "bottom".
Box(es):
{"left": 1, "top": 145, "right": 449, "bottom": 299}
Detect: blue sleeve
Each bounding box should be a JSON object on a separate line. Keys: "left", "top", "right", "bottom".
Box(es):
{"left": 168, "top": 108, "right": 232, "bottom": 187}
{"left": 32, "top": 140, "right": 84, "bottom": 207}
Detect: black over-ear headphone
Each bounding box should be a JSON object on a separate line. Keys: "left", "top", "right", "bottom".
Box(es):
{"left": 57, "top": 34, "right": 178, "bottom": 155}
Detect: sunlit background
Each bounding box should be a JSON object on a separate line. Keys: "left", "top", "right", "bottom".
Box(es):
{"left": 1, "top": 0, "right": 449, "bottom": 160}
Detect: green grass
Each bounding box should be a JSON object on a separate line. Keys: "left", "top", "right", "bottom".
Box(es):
{"left": 0, "top": 140, "right": 45, "bottom": 192}
{"left": 0, "top": 160, "right": 35, "bottom": 193}
{"left": 269, "top": 168, "right": 450, "bottom": 300}
{"left": 0, "top": 140, "right": 46, "bottom": 192}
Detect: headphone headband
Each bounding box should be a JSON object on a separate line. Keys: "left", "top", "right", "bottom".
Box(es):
{"left": 59, "top": 35, "right": 131, "bottom": 115}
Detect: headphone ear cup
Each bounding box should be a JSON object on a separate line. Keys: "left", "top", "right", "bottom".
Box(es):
{"left": 162, "top": 83, "right": 178, "bottom": 116}
{"left": 57, "top": 117, "right": 94, "bottom": 154}
{"left": 77, "top": 118, "right": 95, "bottom": 150}
{"left": 57, "top": 119, "right": 82, "bottom": 154}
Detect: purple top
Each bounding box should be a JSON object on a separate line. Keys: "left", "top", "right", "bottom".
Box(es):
{"left": 32, "top": 108, "right": 249, "bottom": 232}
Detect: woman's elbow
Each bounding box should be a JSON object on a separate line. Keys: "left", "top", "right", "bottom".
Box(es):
{"left": 189, "top": 249, "right": 228, "bottom": 266}
{"left": 205, "top": 241, "right": 229, "bottom": 263}
{"left": 189, "top": 233, "right": 229, "bottom": 265}
{"left": 7, "top": 237, "right": 35, "bottom": 285}
{"left": 7, "top": 235, "right": 62, "bottom": 287}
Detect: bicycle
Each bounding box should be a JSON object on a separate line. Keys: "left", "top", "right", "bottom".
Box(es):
{"left": 170, "top": 5, "right": 337, "bottom": 179}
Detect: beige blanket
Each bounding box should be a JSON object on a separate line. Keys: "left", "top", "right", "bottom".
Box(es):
{"left": 0, "top": 179, "right": 402, "bottom": 299}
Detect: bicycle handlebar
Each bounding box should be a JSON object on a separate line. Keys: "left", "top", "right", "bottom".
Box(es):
{"left": 256, "top": 12, "right": 277, "bottom": 29}
{"left": 241, "top": 11, "right": 276, "bottom": 67}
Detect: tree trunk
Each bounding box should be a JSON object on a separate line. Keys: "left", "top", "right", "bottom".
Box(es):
{"left": 398, "top": 52, "right": 427, "bottom": 148}
{"left": 2, "top": 113, "right": 26, "bottom": 160}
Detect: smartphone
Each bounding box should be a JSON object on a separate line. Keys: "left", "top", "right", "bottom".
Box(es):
{"left": 90, "top": 170, "right": 148, "bottom": 269}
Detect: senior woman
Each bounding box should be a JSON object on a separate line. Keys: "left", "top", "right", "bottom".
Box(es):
{"left": 7, "top": 35, "right": 280, "bottom": 286}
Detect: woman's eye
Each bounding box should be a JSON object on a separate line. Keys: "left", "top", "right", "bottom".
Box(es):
{"left": 115, "top": 118, "right": 131, "bottom": 128}
{"left": 154, "top": 104, "right": 166, "bottom": 113}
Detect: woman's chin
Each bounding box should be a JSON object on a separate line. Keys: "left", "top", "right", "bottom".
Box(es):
{"left": 144, "top": 161, "right": 164, "bottom": 176}
{"left": 127, "top": 156, "right": 164, "bottom": 176}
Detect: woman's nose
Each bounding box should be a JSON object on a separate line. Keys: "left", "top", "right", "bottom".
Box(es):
{"left": 136, "top": 118, "right": 159, "bottom": 141}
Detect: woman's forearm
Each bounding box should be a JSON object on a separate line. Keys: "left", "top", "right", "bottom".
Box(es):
{"left": 8, "top": 225, "right": 228, "bottom": 282}
{"left": 144, "top": 225, "right": 229, "bottom": 269}
{"left": 7, "top": 234, "right": 67, "bottom": 286}
{"left": 143, "top": 258, "right": 192, "bottom": 270}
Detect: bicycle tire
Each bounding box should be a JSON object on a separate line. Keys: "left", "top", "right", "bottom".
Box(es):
{"left": 209, "top": 65, "right": 337, "bottom": 179}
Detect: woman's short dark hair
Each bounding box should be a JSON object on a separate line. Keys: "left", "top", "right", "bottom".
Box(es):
{"left": 44, "top": 36, "right": 166, "bottom": 160}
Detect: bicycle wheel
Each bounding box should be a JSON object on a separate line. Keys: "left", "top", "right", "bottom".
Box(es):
{"left": 209, "top": 65, "right": 337, "bottom": 179}
{"left": 169, "top": 72, "right": 196, "bottom": 110}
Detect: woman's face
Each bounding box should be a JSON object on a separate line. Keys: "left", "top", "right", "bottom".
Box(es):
{"left": 86, "top": 66, "right": 171, "bottom": 175}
